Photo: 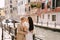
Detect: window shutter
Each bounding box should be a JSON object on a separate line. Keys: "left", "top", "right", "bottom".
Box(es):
{"left": 42, "top": 3, "right": 45, "bottom": 9}
{"left": 52, "top": 0, "right": 55, "bottom": 9}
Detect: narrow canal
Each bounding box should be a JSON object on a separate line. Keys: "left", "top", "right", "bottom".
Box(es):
{"left": 35, "top": 26, "right": 60, "bottom": 40}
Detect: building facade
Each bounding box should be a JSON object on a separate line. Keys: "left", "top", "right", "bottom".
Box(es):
{"left": 37, "top": 0, "right": 60, "bottom": 27}
{"left": 39, "top": 0, "right": 60, "bottom": 13}
{"left": 5, "top": 0, "right": 18, "bottom": 19}
{"left": 18, "top": 0, "right": 29, "bottom": 16}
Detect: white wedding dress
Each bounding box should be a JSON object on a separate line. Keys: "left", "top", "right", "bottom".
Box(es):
{"left": 23, "top": 22, "right": 33, "bottom": 40}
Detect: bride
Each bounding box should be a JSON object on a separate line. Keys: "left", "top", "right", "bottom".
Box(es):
{"left": 23, "top": 17, "right": 34, "bottom": 40}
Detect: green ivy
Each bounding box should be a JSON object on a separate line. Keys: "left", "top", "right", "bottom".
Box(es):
{"left": 36, "top": 3, "right": 41, "bottom": 8}
{"left": 31, "top": 4, "right": 36, "bottom": 8}
{"left": 31, "top": 2, "right": 41, "bottom": 8}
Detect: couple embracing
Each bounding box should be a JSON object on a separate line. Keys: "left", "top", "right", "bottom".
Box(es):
{"left": 17, "top": 16, "right": 34, "bottom": 40}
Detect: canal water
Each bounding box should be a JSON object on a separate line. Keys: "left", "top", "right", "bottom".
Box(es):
{"left": 34, "top": 26, "right": 60, "bottom": 40}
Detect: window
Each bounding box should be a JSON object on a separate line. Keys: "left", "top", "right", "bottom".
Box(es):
{"left": 18, "top": 1, "right": 23, "bottom": 6}
{"left": 47, "top": 5, "right": 50, "bottom": 8}
{"left": 47, "top": 2, "right": 51, "bottom": 8}
{"left": 10, "top": 9, "right": 13, "bottom": 13}
{"left": 25, "top": 8, "right": 26, "bottom": 12}
{"left": 52, "top": 0, "right": 56, "bottom": 9}
{"left": 42, "top": 3, "right": 45, "bottom": 9}
{"left": 29, "top": 7, "right": 30, "bottom": 11}
{"left": 56, "top": 0, "right": 60, "bottom": 7}
{"left": 52, "top": 15, "right": 56, "bottom": 21}
{"left": 21, "top": 1, "right": 23, "bottom": 5}
{"left": 52, "top": 0, "right": 60, "bottom": 9}
{"left": 13, "top": 7, "right": 17, "bottom": 10}
{"left": 28, "top": 0, "right": 30, "bottom": 3}
{"left": 10, "top": 5, "right": 12, "bottom": 8}
{"left": 10, "top": 0, "right": 12, "bottom": 3}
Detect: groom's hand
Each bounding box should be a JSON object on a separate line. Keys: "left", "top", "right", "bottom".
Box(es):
{"left": 24, "top": 32, "right": 28, "bottom": 35}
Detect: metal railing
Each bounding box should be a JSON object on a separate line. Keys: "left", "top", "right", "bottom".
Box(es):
{"left": 36, "top": 16, "right": 60, "bottom": 28}
{"left": 38, "top": 22, "right": 60, "bottom": 27}
{"left": 0, "top": 23, "right": 17, "bottom": 40}
{"left": 1, "top": 24, "right": 43, "bottom": 40}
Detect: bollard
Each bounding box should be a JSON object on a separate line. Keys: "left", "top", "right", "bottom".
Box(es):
{"left": 33, "top": 34, "right": 35, "bottom": 40}
{"left": 37, "top": 16, "right": 39, "bottom": 23}
{"left": 33, "top": 34, "right": 43, "bottom": 40}
{"left": 55, "top": 23, "right": 56, "bottom": 27}
{"left": 47, "top": 22, "right": 48, "bottom": 26}
{"left": 41, "top": 22, "right": 43, "bottom": 25}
